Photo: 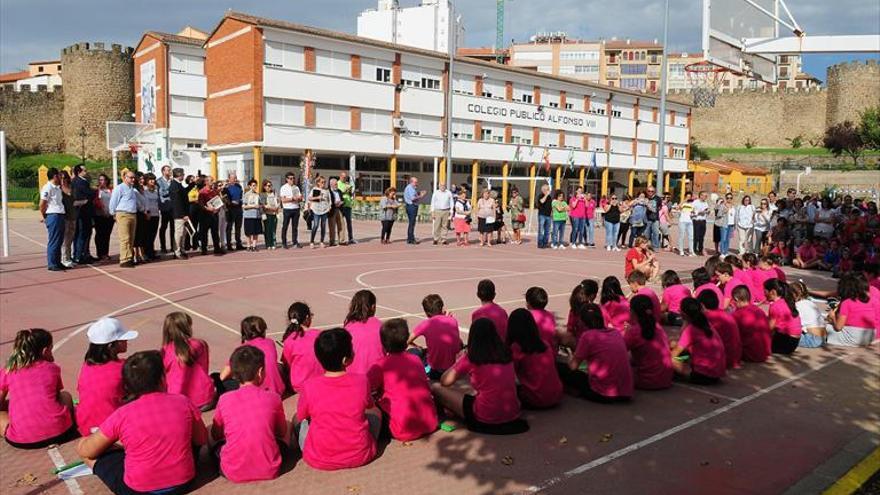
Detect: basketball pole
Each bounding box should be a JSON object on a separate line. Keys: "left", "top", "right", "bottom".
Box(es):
{"left": 655, "top": 0, "right": 670, "bottom": 197}
{"left": 1, "top": 130, "right": 8, "bottom": 257}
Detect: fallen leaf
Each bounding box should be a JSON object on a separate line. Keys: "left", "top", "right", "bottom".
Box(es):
{"left": 402, "top": 441, "right": 413, "bottom": 447}
{"left": 346, "top": 485, "right": 362, "bottom": 493}
{"left": 501, "top": 456, "right": 514, "bottom": 466}
{"left": 15, "top": 473, "right": 37, "bottom": 487}
{"left": 558, "top": 436, "right": 568, "bottom": 445}
{"left": 709, "top": 397, "right": 720, "bottom": 404}
{"left": 599, "top": 433, "right": 614, "bottom": 443}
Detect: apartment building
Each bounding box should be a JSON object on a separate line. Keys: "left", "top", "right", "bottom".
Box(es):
{"left": 603, "top": 39, "right": 664, "bottom": 93}
{"left": 509, "top": 33, "right": 602, "bottom": 84}
{"left": 666, "top": 52, "right": 821, "bottom": 92}
{"left": 0, "top": 60, "right": 63, "bottom": 91}
{"left": 356, "top": 0, "right": 464, "bottom": 54}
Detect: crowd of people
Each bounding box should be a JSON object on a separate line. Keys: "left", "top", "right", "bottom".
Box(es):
{"left": 2, "top": 243, "right": 877, "bottom": 491}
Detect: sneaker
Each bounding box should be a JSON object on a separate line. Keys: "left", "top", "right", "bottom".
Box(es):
{"left": 62, "top": 261, "right": 75, "bottom": 268}
{"left": 578, "top": 244, "right": 586, "bottom": 250}
{"left": 680, "top": 252, "right": 686, "bottom": 257}
{"left": 689, "top": 252, "right": 697, "bottom": 257}
{"left": 614, "top": 247, "right": 621, "bottom": 252}
{"left": 606, "top": 246, "right": 612, "bottom": 251}
{"left": 552, "top": 245, "right": 559, "bottom": 250}
{"left": 119, "top": 261, "right": 136, "bottom": 268}
{"left": 560, "top": 245, "right": 567, "bottom": 250}
{"left": 349, "top": 239, "right": 358, "bottom": 245}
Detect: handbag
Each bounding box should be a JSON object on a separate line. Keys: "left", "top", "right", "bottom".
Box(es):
{"left": 486, "top": 216, "right": 496, "bottom": 224}
{"left": 516, "top": 213, "right": 527, "bottom": 223}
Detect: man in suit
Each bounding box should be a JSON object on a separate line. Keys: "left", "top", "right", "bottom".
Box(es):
{"left": 72, "top": 164, "right": 97, "bottom": 264}
{"left": 168, "top": 168, "right": 196, "bottom": 259}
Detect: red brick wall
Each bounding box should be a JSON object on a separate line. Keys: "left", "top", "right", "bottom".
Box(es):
{"left": 133, "top": 35, "right": 167, "bottom": 128}
{"left": 350, "top": 107, "right": 361, "bottom": 131}
{"left": 350, "top": 55, "right": 361, "bottom": 79}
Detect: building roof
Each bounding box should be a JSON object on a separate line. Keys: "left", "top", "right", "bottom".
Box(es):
{"left": 692, "top": 160, "right": 769, "bottom": 176}
{"left": 0, "top": 70, "right": 29, "bottom": 83}
{"left": 605, "top": 39, "right": 662, "bottom": 49}
{"left": 28, "top": 60, "right": 61, "bottom": 66}
{"left": 212, "top": 11, "right": 693, "bottom": 107}
{"left": 457, "top": 47, "right": 508, "bottom": 57}
{"left": 145, "top": 31, "right": 205, "bottom": 46}
{"left": 795, "top": 72, "right": 822, "bottom": 83}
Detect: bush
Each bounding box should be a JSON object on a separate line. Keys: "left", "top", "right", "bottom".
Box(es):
{"left": 786, "top": 135, "right": 804, "bottom": 149}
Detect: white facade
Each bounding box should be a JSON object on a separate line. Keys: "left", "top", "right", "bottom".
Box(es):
{"left": 357, "top": 0, "right": 464, "bottom": 54}
{"left": 13, "top": 74, "right": 62, "bottom": 91}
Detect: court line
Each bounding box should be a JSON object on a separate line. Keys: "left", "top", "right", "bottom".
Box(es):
{"left": 340, "top": 269, "right": 556, "bottom": 293}
{"left": 353, "top": 266, "right": 521, "bottom": 289}
{"left": 523, "top": 355, "right": 846, "bottom": 494}
{"left": 672, "top": 382, "right": 739, "bottom": 403}
{"left": 47, "top": 446, "right": 84, "bottom": 495}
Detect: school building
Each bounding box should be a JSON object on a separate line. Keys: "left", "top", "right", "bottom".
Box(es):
{"left": 133, "top": 11, "right": 693, "bottom": 206}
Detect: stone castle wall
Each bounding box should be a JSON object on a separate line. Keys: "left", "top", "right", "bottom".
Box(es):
{"left": 826, "top": 60, "right": 880, "bottom": 128}
{"left": 0, "top": 85, "right": 65, "bottom": 153}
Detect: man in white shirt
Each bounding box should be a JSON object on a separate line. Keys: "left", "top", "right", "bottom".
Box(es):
{"left": 39, "top": 168, "right": 66, "bottom": 271}
{"left": 691, "top": 191, "right": 710, "bottom": 256}
{"left": 430, "top": 182, "right": 454, "bottom": 245}
{"left": 279, "top": 172, "right": 303, "bottom": 249}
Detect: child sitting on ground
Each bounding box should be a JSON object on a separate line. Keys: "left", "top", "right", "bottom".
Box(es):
{"left": 560, "top": 304, "right": 634, "bottom": 403}
{"left": 1, "top": 329, "right": 76, "bottom": 449}
{"left": 660, "top": 270, "right": 691, "bottom": 326}
{"left": 789, "top": 281, "right": 825, "bottom": 348}
{"left": 600, "top": 276, "right": 631, "bottom": 332}
{"left": 471, "top": 279, "right": 509, "bottom": 341}
{"left": 764, "top": 279, "right": 802, "bottom": 355}
{"left": 627, "top": 271, "right": 661, "bottom": 322}
{"left": 212, "top": 345, "right": 288, "bottom": 483}
{"left": 281, "top": 302, "right": 322, "bottom": 393}
{"left": 220, "top": 316, "right": 286, "bottom": 396}
{"left": 692, "top": 267, "right": 724, "bottom": 305}
{"left": 296, "top": 328, "right": 379, "bottom": 470}
{"left": 408, "top": 294, "right": 462, "bottom": 380}
{"left": 526, "top": 286, "right": 559, "bottom": 350}
{"left": 432, "top": 318, "right": 529, "bottom": 435}
{"left": 716, "top": 262, "right": 748, "bottom": 310}
{"left": 368, "top": 319, "right": 438, "bottom": 441}
{"left": 162, "top": 311, "right": 217, "bottom": 410}
{"left": 742, "top": 253, "right": 766, "bottom": 304}
{"left": 670, "top": 298, "right": 726, "bottom": 385}
{"left": 792, "top": 239, "right": 819, "bottom": 269}
{"left": 624, "top": 295, "right": 673, "bottom": 390}
{"left": 730, "top": 286, "right": 772, "bottom": 363}
{"left": 77, "top": 350, "right": 208, "bottom": 494}
{"left": 696, "top": 290, "right": 742, "bottom": 369}
{"left": 506, "top": 309, "right": 563, "bottom": 409}
{"left": 77, "top": 318, "right": 138, "bottom": 436}
{"left": 344, "top": 290, "right": 385, "bottom": 375}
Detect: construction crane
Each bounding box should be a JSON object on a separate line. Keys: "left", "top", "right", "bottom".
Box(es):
{"left": 495, "top": 0, "right": 507, "bottom": 63}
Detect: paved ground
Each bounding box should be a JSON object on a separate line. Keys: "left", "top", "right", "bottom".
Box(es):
{"left": 1, "top": 209, "right": 877, "bottom": 495}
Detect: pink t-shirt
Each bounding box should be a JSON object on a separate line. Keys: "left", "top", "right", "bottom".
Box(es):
{"left": 722, "top": 277, "right": 749, "bottom": 308}
{"left": 0, "top": 361, "right": 72, "bottom": 444}
{"left": 568, "top": 196, "right": 586, "bottom": 218}
{"left": 838, "top": 298, "right": 876, "bottom": 330}
{"left": 471, "top": 303, "right": 510, "bottom": 341}
{"left": 213, "top": 385, "right": 287, "bottom": 483}
{"left": 510, "top": 343, "right": 563, "bottom": 408}
{"left": 451, "top": 355, "right": 520, "bottom": 424}
{"left": 733, "top": 304, "right": 772, "bottom": 362}
{"left": 706, "top": 309, "right": 742, "bottom": 369}
{"left": 530, "top": 308, "right": 557, "bottom": 349}
{"left": 871, "top": 286, "right": 880, "bottom": 336}
{"left": 624, "top": 323, "right": 673, "bottom": 390}
{"left": 281, "top": 330, "right": 322, "bottom": 393}
{"left": 768, "top": 298, "right": 802, "bottom": 338}
{"left": 99, "top": 392, "right": 202, "bottom": 492}
{"left": 798, "top": 244, "right": 817, "bottom": 262}
{"left": 601, "top": 298, "right": 631, "bottom": 331}
{"left": 636, "top": 287, "right": 662, "bottom": 323}
{"left": 566, "top": 310, "right": 588, "bottom": 340}
{"left": 412, "top": 315, "right": 462, "bottom": 371}
{"left": 574, "top": 328, "right": 634, "bottom": 398}
{"left": 76, "top": 359, "right": 125, "bottom": 436}
{"left": 367, "top": 353, "right": 438, "bottom": 441}
{"left": 695, "top": 283, "right": 724, "bottom": 308}
{"left": 162, "top": 339, "right": 214, "bottom": 408}
{"left": 585, "top": 198, "right": 597, "bottom": 219}
{"left": 749, "top": 268, "right": 778, "bottom": 304}
{"left": 677, "top": 324, "right": 726, "bottom": 379}
{"left": 662, "top": 284, "right": 691, "bottom": 314}
{"left": 239, "top": 337, "right": 285, "bottom": 396}
{"left": 345, "top": 317, "right": 384, "bottom": 376}
{"left": 773, "top": 267, "right": 787, "bottom": 282}
{"left": 296, "top": 373, "right": 377, "bottom": 471}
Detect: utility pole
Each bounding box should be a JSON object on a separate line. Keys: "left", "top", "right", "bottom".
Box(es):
{"left": 444, "top": 1, "right": 456, "bottom": 189}
{"left": 655, "top": 0, "right": 670, "bottom": 196}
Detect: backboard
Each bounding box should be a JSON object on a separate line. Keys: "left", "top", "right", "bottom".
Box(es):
{"left": 105, "top": 121, "right": 154, "bottom": 152}
{"left": 703, "top": 0, "right": 779, "bottom": 83}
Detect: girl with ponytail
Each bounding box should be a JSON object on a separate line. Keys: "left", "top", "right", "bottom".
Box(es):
{"left": 671, "top": 298, "right": 726, "bottom": 385}
{"left": 764, "top": 279, "right": 802, "bottom": 355}
{"left": 1, "top": 329, "right": 77, "bottom": 448}
{"left": 281, "top": 302, "right": 324, "bottom": 393}
{"left": 344, "top": 290, "right": 384, "bottom": 375}
{"left": 624, "top": 295, "right": 673, "bottom": 390}
{"left": 161, "top": 312, "right": 216, "bottom": 410}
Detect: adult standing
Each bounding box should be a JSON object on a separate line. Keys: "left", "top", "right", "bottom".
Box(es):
{"left": 308, "top": 176, "right": 331, "bottom": 248}
{"left": 585, "top": 192, "right": 598, "bottom": 248}
{"left": 379, "top": 187, "right": 399, "bottom": 244}
{"left": 197, "top": 176, "right": 224, "bottom": 256}
{"left": 224, "top": 172, "right": 244, "bottom": 251}
{"left": 403, "top": 177, "right": 427, "bottom": 245}
{"left": 677, "top": 192, "right": 695, "bottom": 257}
{"left": 645, "top": 186, "right": 663, "bottom": 249}
{"left": 735, "top": 195, "right": 756, "bottom": 254}
{"left": 724, "top": 193, "right": 737, "bottom": 255}
{"left": 617, "top": 195, "right": 632, "bottom": 248}
{"left": 108, "top": 171, "right": 139, "bottom": 268}
{"left": 713, "top": 193, "right": 731, "bottom": 256}
{"left": 156, "top": 165, "right": 175, "bottom": 255}
{"left": 141, "top": 173, "right": 161, "bottom": 261}
{"left": 186, "top": 176, "right": 201, "bottom": 252}
{"left": 72, "top": 164, "right": 96, "bottom": 264}
{"left": 754, "top": 198, "right": 773, "bottom": 253}
{"left": 813, "top": 197, "right": 837, "bottom": 240}
{"left": 168, "top": 168, "right": 195, "bottom": 260}
{"left": 328, "top": 177, "right": 345, "bottom": 246}
{"left": 430, "top": 182, "right": 454, "bottom": 245}
{"left": 242, "top": 179, "right": 263, "bottom": 251}
{"left": 261, "top": 180, "right": 280, "bottom": 250}
{"left": 452, "top": 188, "right": 472, "bottom": 247}
{"left": 39, "top": 168, "right": 66, "bottom": 271}
{"left": 692, "top": 191, "right": 709, "bottom": 256}
{"left": 536, "top": 183, "right": 552, "bottom": 249}
{"left": 508, "top": 187, "right": 525, "bottom": 245}
{"left": 338, "top": 171, "right": 356, "bottom": 244}
{"left": 476, "top": 189, "right": 495, "bottom": 247}
{"left": 603, "top": 194, "right": 622, "bottom": 251}
{"left": 568, "top": 187, "right": 587, "bottom": 249}
{"left": 59, "top": 171, "right": 77, "bottom": 269}
{"left": 93, "top": 174, "right": 115, "bottom": 262}
{"left": 279, "top": 172, "right": 303, "bottom": 249}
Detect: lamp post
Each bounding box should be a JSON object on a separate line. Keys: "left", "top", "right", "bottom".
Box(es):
{"left": 655, "top": 0, "right": 670, "bottom": 196}
{"left": 77, "top": 126, "right": 87, "bottom": 164}
{"left": 444, "top": 1, "right": 456, "bottom": 189}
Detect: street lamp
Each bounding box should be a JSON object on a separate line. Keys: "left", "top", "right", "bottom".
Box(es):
{"left": 655, "top": 0, "right": 670, "bottom": 196}
{"left": 77, "top": 126, "right": 87, "bottom": 164}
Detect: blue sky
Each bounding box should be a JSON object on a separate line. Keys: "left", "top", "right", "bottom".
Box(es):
{"left": 1, "top": 0, "right": 877, "bottom": 80}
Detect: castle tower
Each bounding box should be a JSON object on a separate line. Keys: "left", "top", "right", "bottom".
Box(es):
{"left": 826, "top": 60, "right": 880, "bottom": 128}
{"left": 61, "top": 42, "right": 134, "bottom": 160}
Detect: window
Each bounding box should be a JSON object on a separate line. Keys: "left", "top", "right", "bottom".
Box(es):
{"left": 621, "top": 64, "right": 647, "bottom": 75}
{"left": 779, "top": 67, "right": 789, "bottom": 78}
{"left": 588, "top": 135, "right": 605, "bottom": 151}
{"left": 361, "top": 109, "right": 392, "bottom": 133}
{"left": 779, "top": 55, "right": 790, "bottom": 64}
{"left": 565, "top": 103, "right": 573, "bottom": 110}
{"left": 453, "top": 77, "right": 475, "bottom": 95}
{"left": 170, "top": 96, "right": 204, "bottom": 117}
{"left": 574, "top": 65, "right": 599, "bottom": 74}
{"left": 610, "top": 137, "right": 630, "bottom": 153}
{"left": 264, "top": 98, "right": 304, "bottom": 126}
{"left": 186, "top": 142, "right": 203, "bottom": 149}
{"left": 513, "top": 51, "right": 553, "bottom": 61}
{"left": 401, "top": 64, "right": 441, "bottom": 90}
{"left": 401, "top": 114, "right": 441, "bottom": 137}
{"left": 315, "top": 49, "right": 350, "bottom": 77}
{"left": 649, "top": 80, "right": 657, "bottom": 92}
{"left": 170, "top": 53, "right": 205, "bottom": 75}
{"left": 57, "top": 65, "right": 61, "bottom": 71}
{"left": 589, "top": 102, "right": 606, "bottom": 115}
{"left": 609, "top": 53, "right": 617, "bottom": 63}
{"left": 611, "top": 109, "right": 622, "bottom": 118}
{"left": 376, "top": 67, "right": 391, "bottom": 83}
{"left": 315, "top": 104, "right": 349, "bottom": 130}
{"left": 540, "top": 129, "right": 558, "bottom": 147}
{"left": 520, "top": 94, "right": 533, "bottom": 104}
{"left": 672, "top": 147, "right": 686, "bottom": 159}
{"left": 559, "top": 51, "right": 600, "bottom": 61}
{"left": 511, "top": 126, "right": 533, "bottom": 145}
{"left": 621, "top": 78, "right": 647, "bottom": 91}
{"left": 264, "top": 41, "right": 303, "bottom": 70}
{"left": 481, "top": 79, "right": 504, "bottom": 99}
{"left": 451, "top": 120, "right": 474, "bottom": 140}
{"left": 422, "top": 77, "right": 441, "bottom": 90}
{"left": 637, "top": 140, "right": 652, "bottom": 156}
{"left": 548, "top": 102, "right": 559, "bottom": 108}
{"left": 38, "top": 66, "right": 44, "bottom": 73}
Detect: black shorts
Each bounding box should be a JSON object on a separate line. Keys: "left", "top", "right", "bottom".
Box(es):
{"left": 94, "top": 450, "right": 188, "bottom": 495}
{"left": 772, "top": 331, "right": 800, "bottom": 355}
{"left": 4, "top": 424, "right": 79, "bottom": 450}
{"left": 713, "top": 225, "right": 722, "bottom": 243}
{"left": 689, "top": 370, "right": 721, "bottom": 385}
{"left": 462, "top": 394, "right": 529, "bottom": 435}
{"left": 243, "top": 218, "right": 263, "bottom": 236}
{"left": 477, "top": 218, "right": 493, "bottom": 233}
{"left": 664, "top": 312, "right": 682, "bottom": 327}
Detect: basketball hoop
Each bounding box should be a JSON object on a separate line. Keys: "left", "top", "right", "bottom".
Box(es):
{"left": 685, "top": 61, "right": 728, "bottom": 108}
{"left": 128, "top": 142, "right": 140, "bottom": 157}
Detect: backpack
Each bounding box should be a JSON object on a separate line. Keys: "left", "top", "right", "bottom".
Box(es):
{"left": 630, "top": 203, "right": 647, "bottom": 227}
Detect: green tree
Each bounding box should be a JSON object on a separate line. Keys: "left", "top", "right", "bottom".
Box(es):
{"left": 689, "top": 137, "right": 710, "bottom": 161}
{"left": 823, "top": 121, "right": 864, "bottom": 167}
{"left": 859, "top": 106, "right": 880, "bottom": 151}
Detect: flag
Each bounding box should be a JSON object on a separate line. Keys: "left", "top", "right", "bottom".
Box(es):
{"left": 513, "top": 144, "right": 522, "bottom": 163}
{"left": 542, "top": 148, "right": 551, "bottom": 174}
{"left": 590, "top": 151, "right": 599, "bottom": 178}
{"left": 567, "top": 148, "right": 575, "bottom": 173}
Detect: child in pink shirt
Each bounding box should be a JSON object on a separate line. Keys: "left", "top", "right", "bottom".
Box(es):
{"left": 432, "top": 318, "right": 529, "bottom": 434}
{"left": 281, "top": 302, "right": 323, "bottom": 393}
{"left": 624, "top": 296, "right": 673, "bottom": 390}
{"left": 696, "top": 290, "right": 742, "bottom": 369}
{"left": 731, "top": 286, "right": 772, "bottom": 362}
{"left": 506, "top": 309, "right": 563, "bottom": 408}
{"left": 526, "top": 286, "right": 559, "bottom": 349}
{"left": 296, "top": 328, "right": 379, "bottom": 470}
{"left": 562, "top": 304, "right": 633, "bottom": 402}
{"left": 628, "top": 271, "right": 662, "bottom": 323}
{"left": 368, "top": 319, "right": 438, "bottom": 441}
{"left": 77, "top": 350, "right": 208, "bottom": 494}
{"left": 344, "top": 290, "right": 385, "bottom": 375}
{"left": 765, "top": 279, "right": 802, "bottom": 355}
{"left": 212, "top": 346, "right": 288, "bottom": 483}
{"left": 408, "top": 294, "right": 462, "bottom": 380}
{"left": 692, "top": 267, "right": 725, "bottom": 309}
{"left": 671, "top": 298, "right": 726, "bottom": 384}
{"left": 1, "top": 329, "right": 76, "bottom": 448}
{"left": 161, "top": 311, "right": 216, "bottom": 410}
{"left": 470, "top": 279, "right": 509, "bottom": 340}
{"left": 600, "top": 276, "right": 631, "bottom": 333}
{"left": 660, "top": 270, "right": 691, "bottom": 326}
{"left": 717, "top": 262, "right": 749, "bottom": 310}
{"left": 77, "top": 318, "right": 138, "bottom": 436}
{"left": 220, "top": 316, "right": 286, "bottom": 396}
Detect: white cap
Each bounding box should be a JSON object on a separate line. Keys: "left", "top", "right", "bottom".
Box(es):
{"left": 87, "top": 318, "right": 139, "bottom": 345}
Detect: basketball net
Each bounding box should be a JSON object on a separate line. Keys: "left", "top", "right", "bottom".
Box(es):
{"left": 685, "top": 61, "right": 728, "bottom": 108}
